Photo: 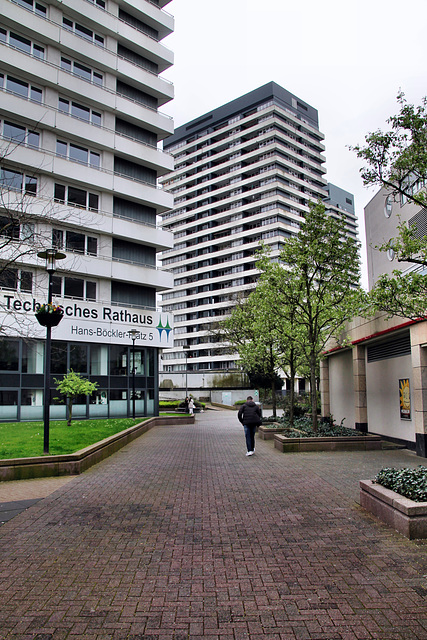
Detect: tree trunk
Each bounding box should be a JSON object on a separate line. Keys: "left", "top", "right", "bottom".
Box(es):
{"left": 271, "top": 379, "right": 277, "bottom": 417}
{"left": 310, "top": 353, "right": 318, "bottom": 433}
{"left": 67, "top": 398, "right": 73, "bottom": 427}
{"left": 289, "top": 372, "right": 295, "bottom": 427}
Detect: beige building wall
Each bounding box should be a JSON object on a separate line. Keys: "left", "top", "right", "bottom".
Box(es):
{"left": 323, "top": 312, "right": 427, "bottom": 456}
{"left": 364, "top": 188, "right": 419, "bottom": 290}
{"left": 328, "top": 350, "right": 354, "bottom": 428}
{"left": 366, "top": 354, "right": 414, "bottom": 443}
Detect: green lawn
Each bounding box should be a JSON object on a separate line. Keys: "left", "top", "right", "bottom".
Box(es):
{"left": 0, "top": 418, "right": 146, "bottom": 459}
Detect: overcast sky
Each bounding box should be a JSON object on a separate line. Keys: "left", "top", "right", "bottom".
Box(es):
{"left": 163, "top": 0, "right": 427, "bottom": 288}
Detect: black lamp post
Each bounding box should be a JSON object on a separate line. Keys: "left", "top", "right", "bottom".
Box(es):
{"left": 36, "top": 249, "right": 66, "bottom": 454}
{"left": 183, "top": 344, "right": 190, "bottom": 398}
{"left": 128, "top": 329, "right": 139, "bottom": 419}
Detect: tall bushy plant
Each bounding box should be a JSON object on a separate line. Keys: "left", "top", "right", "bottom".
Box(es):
{"left": 54, "top": 370, "right": 98, "bottom": 426}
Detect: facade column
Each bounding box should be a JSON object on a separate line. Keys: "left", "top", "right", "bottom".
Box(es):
{"left": 353, "top": 344, "right": 368, "bottom": 432}
{"left": 410, "top": 324, "right": 427, "bottom": 457}
{"left": 320, "top": 358, "right": 330, "bottom": 418}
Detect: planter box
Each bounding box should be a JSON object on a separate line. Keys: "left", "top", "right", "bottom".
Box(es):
{"left": 274, "top": 433, "right": 382, "bottom": 453}
{"left": 360, "top": 479, "right": 427, "bottom": 539}
{"left": 258, "top": 425, "right": 285, "bottom": 440}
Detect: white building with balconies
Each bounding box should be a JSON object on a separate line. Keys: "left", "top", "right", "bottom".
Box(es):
{"left": 0, "top": 0, "right": 175, "bottom": 420}
{"left": 159, "top": 82, "right": 358, "bottom": 392}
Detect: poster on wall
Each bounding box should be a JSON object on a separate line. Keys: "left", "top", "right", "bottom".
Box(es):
{"left": 399, "top": 378, "right": 411, "bottom": 420}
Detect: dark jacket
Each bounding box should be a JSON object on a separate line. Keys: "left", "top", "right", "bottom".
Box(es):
{"left": 238, "top": 401, "right": 262, "bottom": 426}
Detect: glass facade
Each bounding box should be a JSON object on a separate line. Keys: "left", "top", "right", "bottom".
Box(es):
{"left": 0, "top": 337, "right": 159, "bottom": 421}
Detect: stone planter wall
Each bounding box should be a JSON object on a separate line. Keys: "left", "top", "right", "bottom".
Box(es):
{"left": 360, "top": 479, "right": 427, "bottom": 539}
{"left": 274, "top": 434, "right": 382, "bottom": 453}
{"left": 0, "top": 415, "right": 195, "bottom": 482}
{"left": 258, "top": 425, "right": 285, "bottom": 440}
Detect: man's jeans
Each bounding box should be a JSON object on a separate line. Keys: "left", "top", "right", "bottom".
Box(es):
{"left": 244, "top": 424, "right": 256, "bottom": 452}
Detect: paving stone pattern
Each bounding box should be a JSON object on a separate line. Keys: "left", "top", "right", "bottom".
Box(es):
{"left": 0, "top": 411, "right": 426, "bottom": 640}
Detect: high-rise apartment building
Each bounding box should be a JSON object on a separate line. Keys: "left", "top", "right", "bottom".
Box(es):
{"left": 159, "top": 82, "right": 358, "bottom": 389}
{"left": 0, "top": 0, "right": 175, "bottom": 420}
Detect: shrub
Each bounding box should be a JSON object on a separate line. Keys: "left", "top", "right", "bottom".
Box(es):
{"left": 159, "top": 400, "right": 180, "bottom": 409}
{"left": 274, "top": 416, "right": 363, "bottom": 438}
{"left": 374, "top": 466, "right": 427, "bottom": 502}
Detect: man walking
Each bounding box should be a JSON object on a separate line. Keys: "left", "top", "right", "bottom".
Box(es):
{"left": 238, "top": 396, "right": 262, "bottom": 456}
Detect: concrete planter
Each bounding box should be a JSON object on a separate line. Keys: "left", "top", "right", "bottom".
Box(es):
{"left": 258, "top": 425, "right": 285, "bottom": 440}
{"left": 0, "top": 415, "right": 195, "bottom": 482}
{"left": 360, "top": 479, "right": 427, "bottom": 539}
{"left": 274, "top": 433, "right": 382, "bottom": 453}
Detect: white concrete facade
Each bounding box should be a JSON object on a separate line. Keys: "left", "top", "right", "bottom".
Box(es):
{"left": 0, "top": 0, "right": 175, "bottom": 420}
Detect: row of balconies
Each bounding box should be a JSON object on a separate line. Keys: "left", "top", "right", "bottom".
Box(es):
{"left": 166, "top": 102, "right": 325, "bottom": 165}
{"left": 3, "top": 0, "right": 174, "bottom": 73}
{"left": 168, "top": 128, "right": 326, "bottom": 190}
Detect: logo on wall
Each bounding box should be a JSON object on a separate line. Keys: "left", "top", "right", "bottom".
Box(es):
{"left": 156, "top": 316, "right": 172, "bottom": 342}
{"left": 399, "top": 378, "right": 411, "bottom": 420}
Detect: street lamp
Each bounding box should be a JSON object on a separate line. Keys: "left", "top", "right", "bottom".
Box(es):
{"left": 183, "top": 344, "right": 190, "bottom": 398}
{"left": 37, "top": 249, "right": 66, "bottom": 454}
{"left": 128, "top": 329, "right": 139, "bottom": 419}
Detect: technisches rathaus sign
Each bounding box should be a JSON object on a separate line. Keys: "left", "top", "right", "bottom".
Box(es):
{"left": 1, "top": 293, "right": 174, "bottom": 348}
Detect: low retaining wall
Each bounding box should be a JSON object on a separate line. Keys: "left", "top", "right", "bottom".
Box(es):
{"left": 274, "top": 434, "right": 382, "bottom": 453}
{"left": 0, "top": 415, "right": 195, "bottom": 482}
{"left": 258, "top": 426, "right": 284, "bottom": 441}
{"left": 360, "top": 479, "right": 427, "bottom": 539}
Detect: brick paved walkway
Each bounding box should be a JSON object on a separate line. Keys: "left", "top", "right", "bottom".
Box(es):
{"left": 0, "top": 410, "right": 426, "bottom": 640}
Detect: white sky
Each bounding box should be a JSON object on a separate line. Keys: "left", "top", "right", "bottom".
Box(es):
{"left": 162, "top": 0, "right": 427, "bottom": 288}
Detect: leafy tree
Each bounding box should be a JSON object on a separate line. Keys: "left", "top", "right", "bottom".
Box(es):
{"left": 351, "top": 91, "right": 427, "bottom": 208}
{"left": 54, "top": 370, "right": 98, "bottom": 426}
{"left": 255, "top": 254, "right": 308, "bottom": 426}
{"left": 258, "top": 201, "right": 361, "bottom": 431}
{"left": 219, "top": 280, "right": 288, "bottom": 417}
{"left": 352, "top": 92, "right": 427, "bottom": 319}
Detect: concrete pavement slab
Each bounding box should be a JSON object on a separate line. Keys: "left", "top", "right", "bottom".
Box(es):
{"left": 0, "top": 411, "right": 426, "bottom": 639}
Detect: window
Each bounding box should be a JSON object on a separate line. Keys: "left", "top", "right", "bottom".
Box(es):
{"left": 53, "top": 228, "right": 98, "bottom": 256}
{"left": 61, "top": 57, "right": 103, "bottom": 85}
{"left": 52, "top": 275, "right": 97, "bottom": 301}
{"left": 118, "top": 9, "right": 158, "bottom": 39}
{"left": 115, "top": 118, "right": 157, "bottom": 146}
{"left": 54, "top": 184, "right": 98, "bottom": 211}
{"left": 62, "top": 18, "right": 104, "bottom": 46}
{"left": 58, "top": 97, "right": 101, "bottom": 126}
{"left": 117, "top": 44, "right": 158, "bottom": 74}
{"left": 15, "top": 0, "right": 47, "bottom": 17}
{"left": 0, "top": 340, "right": 19, "bottom": 371}
{"left": 0, "top": 168, "right": 37, "bottom": 194}
{"left": 0, "top": 216, "right": 20, "bottom": 240}
{"left": 0, "top": 268, "right": 33, "bottom": 292}
{"left": 0, "top": 74, "right": 42, "bottom": 102}
{"left": 116, "top": 80, "right": 157, "bottom": 109}
{"left": 87, "top": 0, "right": 105, "bottom": 8}
{"left": 2, "top": 30, "right": 45, "bottom": 58}
{"left": 114, "top": 157, "right": 156, "bottom": 185}
{"left": 111, "top": 281, "right": 155, "bottom": 308}
{"left": 113, "top": 196, "right": 156, "bottom": 226}
{"left": 56, "top": 140, "right": 100, "bottom": 167}
{"left": 3, "top": 121, "right": 39, "bottom": 148}
{"left": 112, "top": 239, "right": 156, "bottom": 266}
{"left": 384, "top": 195, "right": 393, "bottom": 218}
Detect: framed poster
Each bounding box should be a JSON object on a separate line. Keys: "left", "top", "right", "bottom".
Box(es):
{"left": 399, "top": 378, "right": 411, "bottom": 420}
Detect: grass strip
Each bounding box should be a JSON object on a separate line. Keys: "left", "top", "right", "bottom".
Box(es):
{"left": 0, "top": 418, "right": 146, "bottom": 458}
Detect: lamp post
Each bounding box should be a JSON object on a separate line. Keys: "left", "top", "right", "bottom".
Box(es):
{"left": 36, "top": 249, "right": 66, "bottom": 454}
{"left": 183, "top": 344, "right": 190, "bottom": 398}
{"left": 128, "top": 329, "right": 139, "bottom": 419}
